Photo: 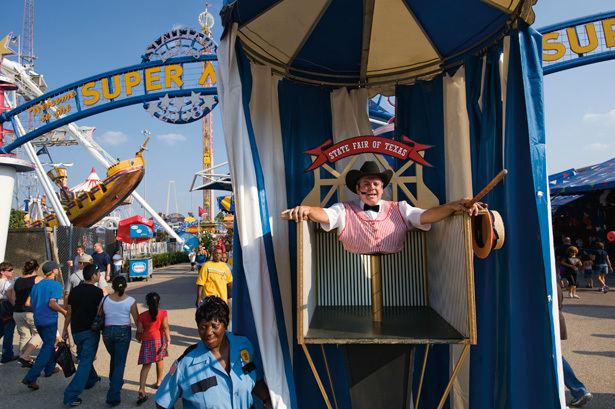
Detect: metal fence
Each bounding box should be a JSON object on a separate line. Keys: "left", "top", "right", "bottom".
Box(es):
{"left": 54, "top": 226, "right": 118, "bottom": 280}
{"left": 122, "top": 241, "right": 182, "bottom": 259}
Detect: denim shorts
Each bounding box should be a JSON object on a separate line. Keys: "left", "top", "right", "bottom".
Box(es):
{"left": 594, "top": 264, "right": 609, "bottom": 276}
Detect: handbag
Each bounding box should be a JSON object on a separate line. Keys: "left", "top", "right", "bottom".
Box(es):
{"left": 0, "top": 299, "right": 13, "bottom": 321}
{"left": 54, "top": 341, "right": 76, "bottom": 377}
{"left": 90, "top": 295, "right": 108, "bottom": 332}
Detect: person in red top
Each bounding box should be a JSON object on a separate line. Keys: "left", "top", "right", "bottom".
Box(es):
{"left": 136, "top": 292, "right": 171, "bottom": 405}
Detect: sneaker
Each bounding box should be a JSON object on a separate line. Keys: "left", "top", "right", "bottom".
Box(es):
{"left": 21, "top": 378, "right": 39, "bottom": 390}
{"left": 18, "top": 357, "right": 34, "bottom": 368}
{"left": 603, "top": 286, "right": 609, "bottom": 293}
{"left": 573, "top": 294, "right": 581, "bottom": 299}
{"left": 44, "top": 367, "right": 60, "bottom": 377}
{"left": 0, "top": 356, "right": 18, "bottom": 364}
{"left": 68, "top": 398, "right": 82, "bottom": 407}
{"left": 570, "top": 392, "right": 592, "bottom": 407}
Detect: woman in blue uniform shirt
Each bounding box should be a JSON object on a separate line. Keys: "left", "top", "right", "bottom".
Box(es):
{"left": 155, "top": 296, "right": 273, "bottom": 409}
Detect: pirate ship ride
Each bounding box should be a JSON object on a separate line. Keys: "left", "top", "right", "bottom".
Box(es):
{"left": 29, "top": 138, "right": 149, "bottom": 228}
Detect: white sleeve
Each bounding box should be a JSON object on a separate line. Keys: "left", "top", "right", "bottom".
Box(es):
{"left": 399, "top": 201, "right": 431, "bottom": 231}
{"left": 321, "top": 202, "right": 346, "bottom": 232}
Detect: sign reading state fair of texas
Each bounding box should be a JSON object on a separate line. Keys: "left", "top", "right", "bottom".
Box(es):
{"left": 305, "top": 136, "right": 433, "bottom": 172}
{"left": 0, "top": 27, "right": 219, "bottom": 152}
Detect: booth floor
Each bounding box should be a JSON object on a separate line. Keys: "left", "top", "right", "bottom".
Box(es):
{"left": 305, "top": 306, "right": 464, "bottom": 344}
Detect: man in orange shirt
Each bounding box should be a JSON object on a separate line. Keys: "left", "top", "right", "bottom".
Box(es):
{"left": 195, "top": 247, "right": 232, "bottom": 306}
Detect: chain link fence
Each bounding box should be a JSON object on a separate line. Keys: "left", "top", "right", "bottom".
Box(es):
{"left": 54, "top": 226, "right": 118, "bottom": 282}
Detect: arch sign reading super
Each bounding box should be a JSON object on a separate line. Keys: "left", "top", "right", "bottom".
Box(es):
{"left": 0, "top": 28, "right": 218, "bottom": 153}
{"left": 541, "top": 11, "right": 615, "bottom": 75}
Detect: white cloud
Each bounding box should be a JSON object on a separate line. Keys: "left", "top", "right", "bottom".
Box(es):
{"left": 171, "top": 24, "right": 186, "bottom": 30}
{"left": 582, "top": 109, "right": 615, "bottom": 126}
{"left": 157, "top": 133, "right": 187, "bottom": 146}
{"left": 98, "top": 131, "right": 128, "bottom": 146}
{"left": 584, "top": 142, "right": 610, "bottom": 152}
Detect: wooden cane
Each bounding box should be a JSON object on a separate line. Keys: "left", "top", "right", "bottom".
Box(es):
{"left": 469, "top": 169, "right": 508, "bottom": 205}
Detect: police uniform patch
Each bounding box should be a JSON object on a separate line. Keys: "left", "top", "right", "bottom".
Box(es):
{"left": 240, "top": 349, "right": 250, "bottom": 363}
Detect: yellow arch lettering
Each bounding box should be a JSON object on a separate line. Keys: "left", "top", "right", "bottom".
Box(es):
{"left": 101, "top": 75, "right": 122, "bottom": 100}
{"left": 124, "top": 71, "right": 142, "bottom": 96}
{"left": 165, "top": 64, "right": 184, "bottom": 88}
{"left": 567, "top": 23, "right": 598, "bottom": 55}
{"left": 198, "top": 62, "right": 216, "bottom": 86}
{"left": 603, "top": 18, "right": 615, "bottom": 48}
{"left": 542, "top": 32, "right": 566, "bottom": 62}
{"left": 145, "top": 67, "right": 163, "bottom": 91}
{"left": 81, "top": 81, "right": 100, "bottom": 106}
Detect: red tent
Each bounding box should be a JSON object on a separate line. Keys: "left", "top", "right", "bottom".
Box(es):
{"left": 116, "top": 215, "right": 154, "bottom": 244}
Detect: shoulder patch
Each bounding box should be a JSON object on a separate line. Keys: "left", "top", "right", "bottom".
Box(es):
{"left": 177, "top": 343, "right": 199, "bottom": 362}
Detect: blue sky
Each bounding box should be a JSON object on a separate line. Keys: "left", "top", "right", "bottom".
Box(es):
{"left": 2, "top": 1, "right": 614, "bottom": 215}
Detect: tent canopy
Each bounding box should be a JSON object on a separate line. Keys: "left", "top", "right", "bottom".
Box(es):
{"left": 222, "top": 0, "right": 534, "bottom": 89}
{"left": 549, "top": 157, "right": 615, "bottom": 195}
{"left": 71, "top": 166, "right": 101, "bottom": 193}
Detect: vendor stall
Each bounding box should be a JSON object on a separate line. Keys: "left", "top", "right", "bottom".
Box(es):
{"left": 117, "top": 215, "right": 155, "bottom": 281}
{"left": 218, "top": 1, "right": 562, "bottom": 409}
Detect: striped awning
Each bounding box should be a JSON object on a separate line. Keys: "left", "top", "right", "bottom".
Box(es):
{"left": 222, "top": 0, "right": 536, "bottom": 88}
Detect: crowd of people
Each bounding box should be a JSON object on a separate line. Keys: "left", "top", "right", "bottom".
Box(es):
{"left": 554, "top": 235, "right": 613, "bottom": 407}
{"left": 555, "top": 236, "right": 613, "bottom": 297}
{"left": 0, "top": 241, "right": 270, "bottom": 409}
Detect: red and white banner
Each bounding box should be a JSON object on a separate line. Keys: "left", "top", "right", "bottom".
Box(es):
{"left": 304, "top": 135, "right": 433, "bottom": 171}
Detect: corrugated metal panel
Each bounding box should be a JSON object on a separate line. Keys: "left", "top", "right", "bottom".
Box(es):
{"left": 381, "top": 230, "right": 426, "bottom": 306}
{"left": 315, "top": 229, "right": 426, "bottom": 307}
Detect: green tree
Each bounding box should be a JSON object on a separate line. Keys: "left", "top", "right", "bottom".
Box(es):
{"left": 9, "top": 208, "right": 25, "bottom": 229}
{"left": 214, "top": 211, "right": 225, "bottom": 222}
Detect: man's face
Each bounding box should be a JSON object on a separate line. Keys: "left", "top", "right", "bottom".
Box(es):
{"left": 76, "top": 247, "right": 84, "bottom": 256}
{"left": 221, "top": 253, "right": 228, "bottom": 263}
{"left": 213, "top": 249, "right": 223, "bottom": 262}
{"left": 356, "top": 176, "right": 384, "bottom": 206}
{"left": 94, "top": 243, "right": 102, "bottom": 253}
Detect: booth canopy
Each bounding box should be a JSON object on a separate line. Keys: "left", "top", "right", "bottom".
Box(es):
{"left": 222, "top": 0, "right": 535, "bottom": 89}
{"left": 549, "top": 157, "right": 615, "bottom": 195}
{"left": 117, "top": 215, "right": 155, "bottom": 244}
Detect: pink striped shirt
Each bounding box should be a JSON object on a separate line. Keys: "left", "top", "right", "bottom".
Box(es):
{"left": 338, "top": 201, "right": 408, "bottom": 254}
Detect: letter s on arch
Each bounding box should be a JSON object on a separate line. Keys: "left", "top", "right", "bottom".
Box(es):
{"left": 81, "top": 81, "right": 100, "bottom": 106}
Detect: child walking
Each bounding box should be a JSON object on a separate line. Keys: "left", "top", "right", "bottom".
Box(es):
{"left": 561, "top": 246, "right": 582, "bottom": 299}
{"left": 136, "top": 292, "right": 170, "bottom": 405}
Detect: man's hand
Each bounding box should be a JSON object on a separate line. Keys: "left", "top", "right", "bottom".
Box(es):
{"left": 283, "top": 206, "right": 311, "bottom": 222}
{"left": 62, "top": 329, "right": 69, "bottom": 341}
{"left": 457, "top": 198, "right": 487, "bottom": 216}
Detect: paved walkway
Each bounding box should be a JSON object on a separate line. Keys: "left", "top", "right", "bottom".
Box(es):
{"left": 1, "top": 263, "right": 613, "bottom": 408}
{"left": 1, "top": 263, "right": 200, "bottom": 409}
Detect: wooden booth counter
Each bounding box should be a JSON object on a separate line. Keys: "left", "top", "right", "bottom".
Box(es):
{"left": 297, "top": 213, "right": 476, "bottom": 345}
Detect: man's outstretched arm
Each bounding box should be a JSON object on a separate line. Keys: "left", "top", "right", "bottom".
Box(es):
{"left": 283, "top": 206, "right": 330, "bottom": 224}
{"left": 420, "top": 198, "right": 484, "bottom": 224}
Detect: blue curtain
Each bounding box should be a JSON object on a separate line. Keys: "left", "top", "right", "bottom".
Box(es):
{"left": 467, "top": 25, "right": 560, "bottom": 409}
{"left": 278, "top": 79, "right": 353, "bottom": 409}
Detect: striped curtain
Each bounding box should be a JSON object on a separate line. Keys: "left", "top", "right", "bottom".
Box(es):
{"left": 217, "top": 21, "right": 563, "bottom": 409}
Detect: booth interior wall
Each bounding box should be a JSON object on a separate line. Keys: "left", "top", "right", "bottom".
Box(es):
{"left": 426, "top": 215, "right": 471, "bottom": 338}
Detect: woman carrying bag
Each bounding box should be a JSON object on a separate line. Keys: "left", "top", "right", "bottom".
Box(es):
{"left": 102, "top": 276, "right": 142, "bottom": 407}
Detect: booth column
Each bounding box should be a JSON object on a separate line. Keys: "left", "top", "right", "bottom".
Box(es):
{"left": 0, "top": 156, "right": 34, "bottom": 261}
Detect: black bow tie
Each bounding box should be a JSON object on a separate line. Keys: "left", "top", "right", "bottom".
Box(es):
{"left": 363, "top": 204, "right": 380, "bottom": 212}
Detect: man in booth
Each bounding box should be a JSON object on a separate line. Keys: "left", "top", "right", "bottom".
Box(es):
{"left": 286, "top": 161, "right": 483, "bottom": 254}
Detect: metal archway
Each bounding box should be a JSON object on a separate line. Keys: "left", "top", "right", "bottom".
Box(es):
{"left": 0, "top": 54, "right": 217, "bottom": 153}
{"left": 539, "top": 10, "right": 615, "bottom": 75}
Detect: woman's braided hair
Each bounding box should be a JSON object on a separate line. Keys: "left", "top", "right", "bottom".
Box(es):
{"left": 195, "top": 296, "right": 229, "bottom": 327}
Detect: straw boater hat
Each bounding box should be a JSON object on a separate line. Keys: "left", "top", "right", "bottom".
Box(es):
{"left": 345, "top": 161, "right": 393, "bottom": 193}
{"left": 472, "top": 209, "right": 505, "bottom": 259}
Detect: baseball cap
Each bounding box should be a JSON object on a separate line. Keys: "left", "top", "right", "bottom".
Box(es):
{"left": 41, "top": 261, "right": 60, "bottom": 275}
{"left": 79, "top": 254, "right": 94, "bottom": 264}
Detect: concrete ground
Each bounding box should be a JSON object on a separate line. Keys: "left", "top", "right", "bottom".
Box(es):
{"left": 1, "top": 263, "right": 613, "bottom": 408}
{"left": 1, "top": 263, "right": 200, "bottom": 409}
